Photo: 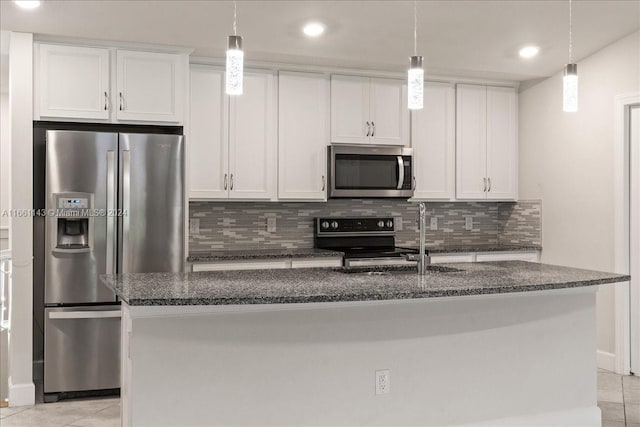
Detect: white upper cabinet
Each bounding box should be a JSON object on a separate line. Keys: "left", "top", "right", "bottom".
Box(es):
{"left": 486, "top": 86, "right": 518, "bottom": 200}
{"left": 188, "top": 66, "right": 228, "bottom": 200}
{"left": 228, "top": 71, "right": 277, "bottom": 200}
{"left": 35, "top": 43, "right": 186, "bottom": 124}
{"left": 116, "top": 50, "right": 184, "bottom": 123}
{"left": 278, "top": 71, "right": 329, "bottom": 201}
{"left": 330, "top": 75, "right": 408, "bottom": 146}
{"left": 456, "top": 84, "right": 517, "bottom": 201}
{"left": 369, "top": 78, "right": 409, "bottom": 145}
{"left": 37, "top": 44, "right": 110, "bottom": 120}
{"left": 188, "top": 67, "right": 277, "bottom": 201}
{"left": 411, "top": 82, "right": 455, "bottom": 200}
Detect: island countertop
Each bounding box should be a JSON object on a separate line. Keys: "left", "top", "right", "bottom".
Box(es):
{"left": 102, "top": 261, "right": 629, "bottom": 306}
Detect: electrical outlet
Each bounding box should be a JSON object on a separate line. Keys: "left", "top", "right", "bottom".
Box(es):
{"left": 266, "top": 217, "right": 277, "bottom": 233}
{"left": 430, "top": 217, "right": 438, "bottom": 231}
{"left": 189, "top": 219, "right": 200, "bottom": 234}
{"left": 465, "top": 216, "right": 473, "bottom": 231}
{"left": 375, "top": 369, "right": 390, "bottom": 395}
{"left": 394, "top": 217, "right": 403, "bottom": 231}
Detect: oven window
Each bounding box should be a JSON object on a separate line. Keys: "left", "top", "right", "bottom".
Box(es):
{"left": 334, "top": 154, "right": 399, "bottom": 189}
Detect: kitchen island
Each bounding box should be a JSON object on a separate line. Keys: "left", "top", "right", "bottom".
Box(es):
{"left": 103, "top": 261, "right": 629, "bottom": 426}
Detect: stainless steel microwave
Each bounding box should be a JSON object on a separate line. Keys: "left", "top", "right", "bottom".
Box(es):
{"left": 328, "top": 145, "right": 414, "bottom": 198}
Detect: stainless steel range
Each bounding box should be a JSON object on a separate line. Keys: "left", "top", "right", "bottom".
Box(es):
{"left": 314, "top": 217, "right": 418, "bottom": 267}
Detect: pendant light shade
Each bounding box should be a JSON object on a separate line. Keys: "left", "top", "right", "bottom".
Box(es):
{"left": 408, "top": 55, "right": 424, "bottom": 110}
{"left": 563, "top": 0, "right": 577, "bottom": 112}
{"left": 407, "top": 1, "right": 423, "bottom": 110}
{"left": 226, "top": 35, "right": 244, "bottom": 95}
{"left": 563, "top": 63, "right": 578, "bottom": 113}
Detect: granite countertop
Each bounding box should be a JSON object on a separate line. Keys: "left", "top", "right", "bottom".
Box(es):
{"left": 187, "top": 248, "right": 344, "bottom": 262}
{"left": 187, "top": 244, "right": 540, "bottom": 263}
{"left": 102, "top": 261, "right": 629, "bottom": 306}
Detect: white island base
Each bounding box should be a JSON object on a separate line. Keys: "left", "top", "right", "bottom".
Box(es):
{"left": 121, "top": 287, "right": 600, "bottom": 426}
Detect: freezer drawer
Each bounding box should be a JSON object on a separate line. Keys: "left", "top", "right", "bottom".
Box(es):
{"left": 44, "top": 306, "right": 121, "bottom": 394}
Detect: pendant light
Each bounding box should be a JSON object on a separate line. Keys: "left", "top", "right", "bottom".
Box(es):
{"left": 563, "top": 0, "right": 578, "bottom": 112}
{"left": 226, "top": 0, "right": 244, "bottom": 95}
{"left": 408, "top": 0, "right": 424, "bottom": 110}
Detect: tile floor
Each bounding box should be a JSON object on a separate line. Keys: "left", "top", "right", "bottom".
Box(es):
{"left": 599, "top": 369, "right": 640, "bottom": 427}
{"left": 0, "top": 371, "right": 638, "bottom": 426}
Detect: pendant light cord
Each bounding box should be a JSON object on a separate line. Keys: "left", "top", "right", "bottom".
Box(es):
{"left": 233, "top": 0, "right": 237, "bottom": 36}
{"left": 413, "top": 0, "right": 417, "bottom": 56}
{"left": 568, "top": 0, "right": 573, "bottom": 63}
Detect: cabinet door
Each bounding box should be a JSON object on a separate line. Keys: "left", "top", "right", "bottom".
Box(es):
{"left": 228, "top": 71, "right": 277, "bottom": 200}
{"left": 330, "top": 75, "right": 370, "bottom": 144}
{"left": 456, "top": 84, "right": 488, "bottom": 200}
{"left": 411, "top": 82, "right": 455, "bottom": 200}
{"left": 278, "top": 71, "right": 329, "bottom": 200}
{"left": 369, "top": 78, "right": 409, "bottom": 146}
{"left": 486, "top": 86, "right": 518, "bottom": 200}
{"left": 38, "top": 44, "right": 110, "bottom": 120}
{"left": 116, "top": 50, "right": 184, "bottom": 123}
{"left": 188, "top": 66, "right": 229, "bottom": 199}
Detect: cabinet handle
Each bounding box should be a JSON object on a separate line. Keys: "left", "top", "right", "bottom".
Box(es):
{"left": 104, "top": 91, "right": 108, "bottom": 111}
{"left": 365, "top": 121, "right": 370, "bottom": 137}
{"left": 224, "top": 173, "right": 228, "bottom": 190}
{"left": 321, "top": 175, "right": 325, "bottom": 191}
{"left": 483, "top": 178, "right": 487, "bottom": 192}
{"left": 371, "top": 121, "right": 375, "bottom": 137}
{"left": 413, "top": 176, "right": 416, "bottom": 190}
{"left": 488, "top": 177, "right": 492, "bottom": 192}
{"left": 230, "top": 174, "right": 234, "bottom": 190}
{"left": 119, "top": 92, "right": 124, "bottom": 111}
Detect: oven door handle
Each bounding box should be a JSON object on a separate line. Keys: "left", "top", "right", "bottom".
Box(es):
{"left": 396, "top": 156, "right": 405, "bottom": 190}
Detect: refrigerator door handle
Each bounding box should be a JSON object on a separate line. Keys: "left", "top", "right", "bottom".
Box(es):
{"left": 49, "top": 310, "right": 121, "bottom": 320}
{"left": 106, "top": 151, "right": 116, "bottom": 275}
{"left": 122, "top": 149, "right": 131, "bottom": 273}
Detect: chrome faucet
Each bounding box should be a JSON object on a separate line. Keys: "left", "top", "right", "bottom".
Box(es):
{"left": 417, "top": 202, "right": 430, "bottom": 275}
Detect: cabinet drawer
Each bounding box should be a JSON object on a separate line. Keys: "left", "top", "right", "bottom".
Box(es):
{"left": 192, "top": 260, "right": 290, "bottom": 272}
{"left": 475, "top": 252, "right": 539, "bottom": 262}
{"left": 430, "top": 254, "right": 475, "bottom": 264}
{"left": 291, "top": 257, "right": 343, "bottom": 269}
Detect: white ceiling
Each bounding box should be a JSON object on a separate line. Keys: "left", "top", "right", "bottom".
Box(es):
{"left": 1, "top": 0, "right": 639, "bottom": 82}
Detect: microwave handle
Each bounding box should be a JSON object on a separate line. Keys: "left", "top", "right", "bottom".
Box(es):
{"left": 397, "top": 156, "right": 404, "bottom": 190}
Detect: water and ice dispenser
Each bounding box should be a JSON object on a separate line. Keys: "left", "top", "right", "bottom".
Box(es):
{"left": 52, "top": 193, "right": 93, "bottom": 254}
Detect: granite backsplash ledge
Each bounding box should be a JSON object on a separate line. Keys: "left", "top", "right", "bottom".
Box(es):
{"left": 189, "top": 200, "right": 541, "bottom": 252}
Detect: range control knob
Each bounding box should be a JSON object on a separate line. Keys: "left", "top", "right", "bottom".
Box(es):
{"left": 321, "top": 221, "right": 330, "bottom": 229}
{"left": 377, "top": 220, "right": 385, "bottom": 228}
{"left": 331, "top": 221, "right": 339, "bottom": 229}
{"left": 386, "top": 220, "right": 394, "bottom": 228}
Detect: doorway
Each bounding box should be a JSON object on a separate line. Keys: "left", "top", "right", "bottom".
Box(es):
{"left": 630, "top": 105, "right": 639, "bottom": 374}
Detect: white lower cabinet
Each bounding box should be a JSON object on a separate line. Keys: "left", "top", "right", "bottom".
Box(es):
{"left": 278, "top": 71, "right": 329, "bottom": 200}
{"left": 431, "top": 251, "right": 540, "bottom": 264}
{"left": 188, "top": 66, "right": 276, "bottom": 200}
{"left": 410, "top": 82, "right": 455, "bottom": 200}
{"left": 191, "top": 257, "right": 342, "bottom": 272}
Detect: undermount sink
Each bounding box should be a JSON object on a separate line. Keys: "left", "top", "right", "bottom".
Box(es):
{"left": 335, "top": 265, "right": 462, "bottom": 275}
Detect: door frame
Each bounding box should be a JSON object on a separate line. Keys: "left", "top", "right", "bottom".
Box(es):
{"left": 613, "top": 93, "right": 640, "bottom": 375}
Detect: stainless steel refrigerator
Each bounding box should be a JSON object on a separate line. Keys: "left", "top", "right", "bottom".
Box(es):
{"left": 42, "top": 130, "right": 184, "bottom": 400}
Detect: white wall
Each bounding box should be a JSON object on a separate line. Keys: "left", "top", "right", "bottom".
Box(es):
{"left": 519, "top": 31, "right": 640, "bottom": 356}
{"left": 1, "top": 92, "right": 10, "bottom": 250}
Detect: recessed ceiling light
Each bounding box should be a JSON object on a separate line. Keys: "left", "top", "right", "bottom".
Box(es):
{"left": 519, "top": 46, "right": 540, "bottom": 59}
{"left": 14, "top": 0, "right": 40, "bottom": 9}
{"left": 303, "top": 22, "right": 326, "bottom": 37}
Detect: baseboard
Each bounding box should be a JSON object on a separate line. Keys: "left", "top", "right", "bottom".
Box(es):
{"left": 8, "top": 377, "right": 34, "bottom": 407}
{"left": 597, "top": 350, "right": 616, "bottom": 372}
{"left": 461, "top": 406, "right": 601, "bottom": 426}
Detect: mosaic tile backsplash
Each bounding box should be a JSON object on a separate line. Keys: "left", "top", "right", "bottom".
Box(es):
{"left": 189, "top": 200, "right": 542, "bottom": 252}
